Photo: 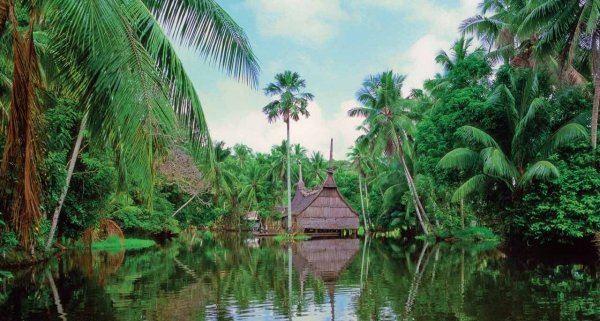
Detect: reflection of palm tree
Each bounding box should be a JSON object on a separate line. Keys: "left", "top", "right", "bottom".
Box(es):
{"left": 46, "top": 271, "right": 68, "bottom": 321}
{"left": 404, "top": 243, "right": 432, "bottom": 319}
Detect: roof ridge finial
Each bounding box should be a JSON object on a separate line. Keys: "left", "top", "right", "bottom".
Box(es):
{"left": 328, "top": 138, "right": 333, "bottom": 173}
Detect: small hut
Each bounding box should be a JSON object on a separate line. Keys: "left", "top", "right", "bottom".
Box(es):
{"left": 282, "top": 139, "right": 359, "bottom": 235}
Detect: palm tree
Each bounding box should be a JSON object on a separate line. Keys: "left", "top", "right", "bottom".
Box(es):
{"left": 426, "top": 36, "right": 487, "bottom": 97}
{"left": 460, "top": 0, "right": 528, "bottom": 64}
{"left": 239, "top": 162, "right": 265, "bottom": 212}
{"left": 262, "top": 71, "right": 314, "bottom": 233}
{"left": 519, "top": 0, "right": 600, "bottom": 149}
{"left": 233, "top": 144, "right": 253, "bottom": 168}
{"left": 0, "top": 0, "right": 259, "bottom": 247}
{"left": 349, "top": 71, "right": 431, "bottom": 235}
{"left": 435, "top": 37, "right": 484, "bottom": 73}
{"left": 204, "top": 141, "right": 238, "bottom": 207}
{"left": 307, "top": 151, "right": 327, "bottom": 186}
{"left": 439, "top": 69, "right": 588, "bottom": 201}
{"left": 348, "top": 144, "right": 372, "bottom": 233}
{"left": 268, "top": 140, "right": 289, "bottom": 186}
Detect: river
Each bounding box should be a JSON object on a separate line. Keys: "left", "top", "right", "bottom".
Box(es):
{"left": 1, "top": 233, "right": 598, "bottom": 320}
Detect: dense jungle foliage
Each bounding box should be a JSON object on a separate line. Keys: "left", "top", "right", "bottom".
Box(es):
{"left": 2, "top": 0, "right": 600, "bottom": 261}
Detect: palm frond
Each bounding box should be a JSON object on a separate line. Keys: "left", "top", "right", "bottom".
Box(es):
{"left": 480, "top": 147, "right": 518, "bottom": 180}
{"left": 540, "top": 122, "right": 589, "bottom": 155}
{"left": 451, "top": 174, "right": 489, "bottom": 202}
{"left": 456, "top": 125, "right": 500, "bottom": 148}
{"left": 518, "top": 160, "right": 560, "bottom": 187}
{"left": 438, "top": 148, "right": 480, "bottom": 170}
{"left": 143, "top": 0, "right": 259, "bottom": 87}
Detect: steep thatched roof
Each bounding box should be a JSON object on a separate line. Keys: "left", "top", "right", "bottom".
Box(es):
{"left": 285, "top": 139, "right": 358, "bottom": 219}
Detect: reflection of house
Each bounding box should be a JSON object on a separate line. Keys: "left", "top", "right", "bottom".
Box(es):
{"left": 292, "top": 238, "right": 360, "bottom": 320}
{"left": 282, "top": 139, "right": 359, "bottom": 234}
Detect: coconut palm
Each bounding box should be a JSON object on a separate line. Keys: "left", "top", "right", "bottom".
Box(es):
{"left": 439, "top": 69, "right": 588, "bottom": 201}
{"left": 349, "top": 71, "right": 431, "bottom": 235}
{"left": 307, "top": 151, "right": 327, "bottom": 186}
{"left": 205, "top": 141, "right": 238, "bottom": 205}
{"left": 348, "top": 144, "right": 372, "bottom": 232}
{"left": 0, "top": 0, "right": 259, "bottom": 247}
{"left": 239, "top": 162, "right": 265, "bottom": 212}
{"left": 262, "top": 71, "right": 314, "bottom": 233}
{"left": 268, "top": 140, "right": 289, "bottom": 186}
{"left": 435, "top": 36, "right": 484, "bottom": 73}
{"left": 460, "top": 0, "right": 528, "bottom": 64}
{"left": 519, "top": 0, "right": 600, "bottom": 149}
{"left": 233, "top": 144, "right": 253, "bottom": 168}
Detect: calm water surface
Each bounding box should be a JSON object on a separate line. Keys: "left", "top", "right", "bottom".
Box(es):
{"left": 1, "top": 233, "right": 599, "bottom": 320}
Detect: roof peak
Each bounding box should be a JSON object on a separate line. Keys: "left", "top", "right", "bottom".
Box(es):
{"left": 327, "top": 138, "right": 333, "bottom": 174}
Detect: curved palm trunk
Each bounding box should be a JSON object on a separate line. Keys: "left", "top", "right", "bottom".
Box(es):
{"left": 364, "top": 180, "right": 373, "bottom": 227}
{"left": 286, "top": 120, "right": 292, "bottom": 233}
{"left": 395, "top": 137, "right": 430, "bottom": 235}
{"left": 46, "top": 113, "right": 87, "bottom": 250}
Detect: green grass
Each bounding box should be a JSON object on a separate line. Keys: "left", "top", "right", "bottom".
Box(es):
{"left": 91, "top": 236, "right": 156, "bottom": 252}
{"left": 273, "top": 234, "right": 311, "bottom": 241}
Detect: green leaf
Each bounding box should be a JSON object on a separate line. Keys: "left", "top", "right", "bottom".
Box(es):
{"left": 519, "top": 160, "right": 560, "bottom": 187}
{"left": 438, "top": 148, "right": 480, "bottom": 170}
{"left": 456, "top": 125, "right": 500, "bottom": 149}
{"left": 480, "top": 147, "right": 518, "bottom": 180}
{"left": 540, "top": 123, "right": 589, "bottom": 156}
{"left": 452, "top": 174, "right": 489, "bottom": 202}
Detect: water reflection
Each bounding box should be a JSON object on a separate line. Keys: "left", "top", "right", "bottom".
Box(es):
{"left": 291, "top": 238, "right": 360, "bottom": 320}
{"left": 0, "top": 234, "right": 598, "bottom": 321}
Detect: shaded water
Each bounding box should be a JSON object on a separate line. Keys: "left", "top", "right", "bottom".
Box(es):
{"left": 1, "top": 233, "right": 599, "bottom": 320}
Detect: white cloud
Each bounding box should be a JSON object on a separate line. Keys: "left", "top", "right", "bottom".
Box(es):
{"left": 380, "top": 0, "right": 480, "bottom": 92}
{"left": 388, "top": 34, "right": 447, "bottom": 94}
{"left": 245, "top": 0, "right": 348, "bottom": 45}
{"left": 200, "top": 80, "right": 360, "bottom": 159}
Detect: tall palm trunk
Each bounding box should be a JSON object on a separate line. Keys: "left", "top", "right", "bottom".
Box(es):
{"left": 358, "top": 173, "right": 368, "bottom": 233}
{"left": 286, "top": 120, "right": 292, "bottom": 233}
{"left": 46, "top": 113, "right": 87, "bottom": 250}
{"left": 592, "top": 30, "right": 600, "bottom": 150}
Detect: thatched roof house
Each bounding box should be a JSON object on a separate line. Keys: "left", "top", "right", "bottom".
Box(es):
{"left": 283, "top": 140, "right": 359, "bottom": 233}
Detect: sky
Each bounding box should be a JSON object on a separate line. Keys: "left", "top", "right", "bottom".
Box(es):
{"left": 175, "top": 0, "right": 479, "bottom": 160}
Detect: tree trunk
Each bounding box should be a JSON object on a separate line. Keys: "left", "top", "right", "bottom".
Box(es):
{"left": 592, "top": 30, "right": 599, "bottom": 150}
{"left": 460, "top": 198, "right": 465, "bottom": 229}
{"left": 286, "top": 120, "right": 292, "bottom": 233}
{"left": 45, "top": 113, "right": 87, "bottom": 250}
{"left": 395, "top": 139, "right": 429, "bottom": 235}
{"left": 399, "top": 153, "right": 428, "bottom": 234}
{"left": 172, "top": 193, "right": 198, "bottom": 217}
{"left": 358, "top": 173, "right": 368, "bottom": 233}
{"left": 364, "top": 179, "right": 372, "bottom": 227}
